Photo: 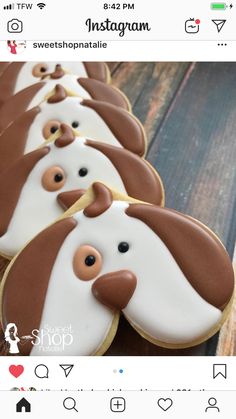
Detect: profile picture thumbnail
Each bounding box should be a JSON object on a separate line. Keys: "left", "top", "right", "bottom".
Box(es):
{"left": 7, "top": 40, "right": 26, "bottom": 55}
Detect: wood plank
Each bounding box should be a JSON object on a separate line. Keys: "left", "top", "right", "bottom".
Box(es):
{"left": 147, "top": 62, "right": 236, "bottom": 250}
{"left": 108, "top": 62, "right": 190, "bottom": 144}
{"left": 107, "top": 62, "right": 122, "bottom": 74}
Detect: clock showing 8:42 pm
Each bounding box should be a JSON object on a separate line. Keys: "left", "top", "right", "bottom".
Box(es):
{"left": 103, "top": 3, "right": 135, "bottom": 9}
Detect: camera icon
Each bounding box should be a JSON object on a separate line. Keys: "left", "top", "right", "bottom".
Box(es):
{"left": 7, "top": 19, "right": 23, "bottom": 33}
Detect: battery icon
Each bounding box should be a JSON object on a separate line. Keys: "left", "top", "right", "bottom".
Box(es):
{"left": 211, "top": 2, "right": 227, "bottom": 9}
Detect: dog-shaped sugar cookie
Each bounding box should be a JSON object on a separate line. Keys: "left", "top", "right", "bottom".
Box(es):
{"left": 0, "top": 62, "right": 110, "bottom": 106}
{"left": 0, "top": 74, "right": 130, "bottom": 131}
{"left": 0, "top": 183, "right": 234, "bottom": 355}
{"left": 0, "top": 126, "right": 164, "bottom": 258}
{"left": 0, "top": 88, "right": 146, "bottom": 173}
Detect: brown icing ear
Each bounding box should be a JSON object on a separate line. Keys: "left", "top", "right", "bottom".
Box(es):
{"left": 2, "top": 217, "right": 77, "bottom": 355}
{"left": 0, "top": 147, "right": 50, "bottom": 237}
{"left": 83, "top": 62, "right": 108, "bottom": 83}
{"left": 55, "top": 124, "right": 75, "bottom": 147}
{"left": 47, "top": 84, "right": 67, "bottom": 103}
{"left": 0, "top": 82, "right": 45, "bottom": 133}
{"left": 0, "top": 106, "right": 41, "bottom": 174}
{"left": 0, "top": 62, "right": 25, "bottom": 106}
{"left": 126, "top": 204, "right": 235, "bottom": 310}
{"left": 78, "top": 78, "right": 129, "bottom": 110}
{"left": 86, "top": 140, "right": 164, "bottom": 206}
{"left": 0, "top": 62, "right": 10, "bottom": 75}
{"left": 82, "top": 100, "right": 145, "bottom": 156}
{"left": 84, "top": 182, "right": 113, "bottom": 217}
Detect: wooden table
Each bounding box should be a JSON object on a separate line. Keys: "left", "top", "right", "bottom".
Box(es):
{"left": 106, "top": 62, "right": 236, "bottom": 356}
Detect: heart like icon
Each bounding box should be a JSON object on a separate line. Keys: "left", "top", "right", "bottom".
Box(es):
{"left": 157, "top": 398, "right": 173, "bottom": 411}
{"left": 9, "top": 365, "right": 24, "bottom": 378}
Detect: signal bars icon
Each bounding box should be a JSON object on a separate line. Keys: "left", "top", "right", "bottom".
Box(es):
{"left": 3, "top": 2, "right": 46, "bottom": 10}
{"left": 3, "top": 3, "right": 14, "bottom": 9}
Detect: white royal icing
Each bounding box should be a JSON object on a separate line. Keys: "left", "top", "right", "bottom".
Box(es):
{"left": 32, "top": 201, "right": 221, "bottom": 355}
{"left": 0, "top": 139, "right": 126, "bottom": 257}
{"left": 25, "top": 97, "right": 123, "bottom": 153}
{"left": 31, "top": 224, "right": 115, "bottom": 356}
{"left": 14, "top": 62, "right": 88, "bottom": 93}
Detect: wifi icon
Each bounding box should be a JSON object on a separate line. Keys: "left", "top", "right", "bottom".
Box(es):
{"left": 37, "top": 2, "right": 46, "bottom": 9}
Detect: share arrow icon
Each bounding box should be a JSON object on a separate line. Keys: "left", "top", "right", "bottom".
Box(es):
{"left": 212, "top": 19, "right": 226, "bottom": 33}
{"left": 59, "top": 364, "right": 74, "bottom": 378}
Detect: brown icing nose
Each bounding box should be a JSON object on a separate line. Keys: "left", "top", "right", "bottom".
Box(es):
{"left": 55, "top": 124, "right": 75, "bottom": 148}
{"left": 47, "top": 84, "right": 67, "bottom": 104}
{"left": 92, "top": 270, "right": 137, "bottom": 310}
{"left": 49, "top": 64, "right": 65, "bottom": 79}
{"left": 57, "top": 189, "right": 86, "bottom": 210}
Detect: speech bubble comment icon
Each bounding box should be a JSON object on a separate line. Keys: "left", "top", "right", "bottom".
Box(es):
{"left": 34, "top": 364, "right": 49, "bottom": 379}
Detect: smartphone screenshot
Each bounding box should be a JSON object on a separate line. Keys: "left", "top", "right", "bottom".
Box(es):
{"left": 0, "top": 0, "right": 235, "bottom": 417}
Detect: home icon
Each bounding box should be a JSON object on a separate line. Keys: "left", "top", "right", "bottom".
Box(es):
{"left": 16, "top": 397, "right": 31, "bottom": 413}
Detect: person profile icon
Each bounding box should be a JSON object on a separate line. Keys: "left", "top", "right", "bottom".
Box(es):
{"left": 205, "top": 397, "right": 220, "bottom": 413}
{"left": 4, "top": 323, "right": 20, "bottom": 354}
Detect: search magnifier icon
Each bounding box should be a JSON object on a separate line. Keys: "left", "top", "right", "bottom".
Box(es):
{"left": 63, "top": 397, "right": 78, "bottom": 412}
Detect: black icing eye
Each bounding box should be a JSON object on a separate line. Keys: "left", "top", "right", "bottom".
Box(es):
{"left": 78, "top": 168, "right": 88, "bottom": 177}
{"left": 118, "top": 242, "right": 129, "bottom": 253}
{"left": 72, "top": 121, "right": 79, "bottom": 129}
{"left": 54, "top": 173, "right": 64, "bottom": 183}
{"left": 50, "top": 126, "right": 59, "bottom": 134}
{"left": 85, "top": 255, "right": 96, "bottom": 266}
{"left": 40, "top": 67, "right": 47, "bottom": 73}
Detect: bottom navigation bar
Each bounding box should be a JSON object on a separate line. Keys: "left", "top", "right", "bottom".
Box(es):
{"left": 1, "top": 390, "right": 235, "bottom": 418}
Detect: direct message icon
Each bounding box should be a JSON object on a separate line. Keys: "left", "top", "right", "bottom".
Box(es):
{"left": 213, "top": 364, "right": 227, "bottom": 379}
{"left": 59, "top": 364, "right": 74, "bottom": 378}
